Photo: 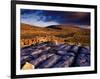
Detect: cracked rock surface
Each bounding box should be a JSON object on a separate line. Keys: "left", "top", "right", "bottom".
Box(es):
{"left": 21, "top": 42, "right": 90, "bottom": 69}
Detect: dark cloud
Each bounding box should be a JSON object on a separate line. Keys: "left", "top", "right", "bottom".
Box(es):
{"left": 21, "top": 9, "right": 90, "bottom": 26}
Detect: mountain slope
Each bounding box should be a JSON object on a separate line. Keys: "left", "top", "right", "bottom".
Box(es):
{"left": 21, "top": 23, "right": 90, "bottom": 47}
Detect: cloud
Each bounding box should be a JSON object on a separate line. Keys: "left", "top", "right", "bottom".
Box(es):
{"left": 21, "top": 12, "right": 59, "bottom": 27}
{"left": 21, "top": 19, "right": 59, "bottom": 27}
{"left": 21, "top": 9, "right": 90, "bottom": 26}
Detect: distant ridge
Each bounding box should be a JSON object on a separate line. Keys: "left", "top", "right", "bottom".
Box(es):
{"left": 46, "top": 25, "right": 62, "bottom": 30}
{"left": 46, "top": 24, "right": 90, "bottom": 30}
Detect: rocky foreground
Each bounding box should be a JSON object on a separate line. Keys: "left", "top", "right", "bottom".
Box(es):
{"left": 21, "top": 42, "right": 90, "bottom": 69}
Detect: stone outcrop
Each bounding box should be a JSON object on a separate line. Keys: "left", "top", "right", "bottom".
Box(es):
{"left": 21, "top": 42, "right": 90, "bottom": 69}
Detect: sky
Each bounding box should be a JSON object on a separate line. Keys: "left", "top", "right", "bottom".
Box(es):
{"left": 21, "top": 9, "right": 90, "bottom": 27}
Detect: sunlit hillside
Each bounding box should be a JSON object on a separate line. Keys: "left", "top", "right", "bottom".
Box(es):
{"left": 21, "top": 23, "right": 90, "bottom": 48}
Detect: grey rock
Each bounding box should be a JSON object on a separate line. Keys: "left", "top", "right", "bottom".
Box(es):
{"left": 37, "top": 54, "right": 61, "bottom": 68}
{"left": 21, "top": 42, "right": 90, "bottom": 69}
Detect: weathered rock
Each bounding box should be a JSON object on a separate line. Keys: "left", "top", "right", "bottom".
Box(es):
{"left": 63, "top": 45, "right": 71, "bottom": 51}
{"left": 75, "top": 46, "right": 90, "bottom": 66}
{"left": 57, "top": 44, "right": 68, "bottom": 50}
{"left": 78, "top": 47, "right": 90, "bottom": 54}
{"left": 37, "top": 54, "right": 61, "bottom": 68}
{"left": 21, "top": 42, "right": 90, "bottom": 69}
{"left": 29, "top": 53, "right": 54, "bottom": 66}
{"left": 22, "top": 62, "right": 35, "bottom": 70}
{"left": 69, "top": 45, "right": 79, "bottom": 53}
{"left": 57, "top": 50, "right": 67, "bottom": 55}
{"left": 21, "top": 49, "right": 33, "bottom": 56}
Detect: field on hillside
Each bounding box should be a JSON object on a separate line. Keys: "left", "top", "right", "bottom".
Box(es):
{"left": 21, "top": 23, "right": 90, "bottom": 48}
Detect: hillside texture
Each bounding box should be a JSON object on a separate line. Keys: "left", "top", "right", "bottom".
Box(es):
{"left": 21, "top": 23, "right": 90, "bottom": 47}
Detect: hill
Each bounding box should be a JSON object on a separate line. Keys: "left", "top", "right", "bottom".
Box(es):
{"left": 21, "top": 23, "right": 90, "bottom": 47}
